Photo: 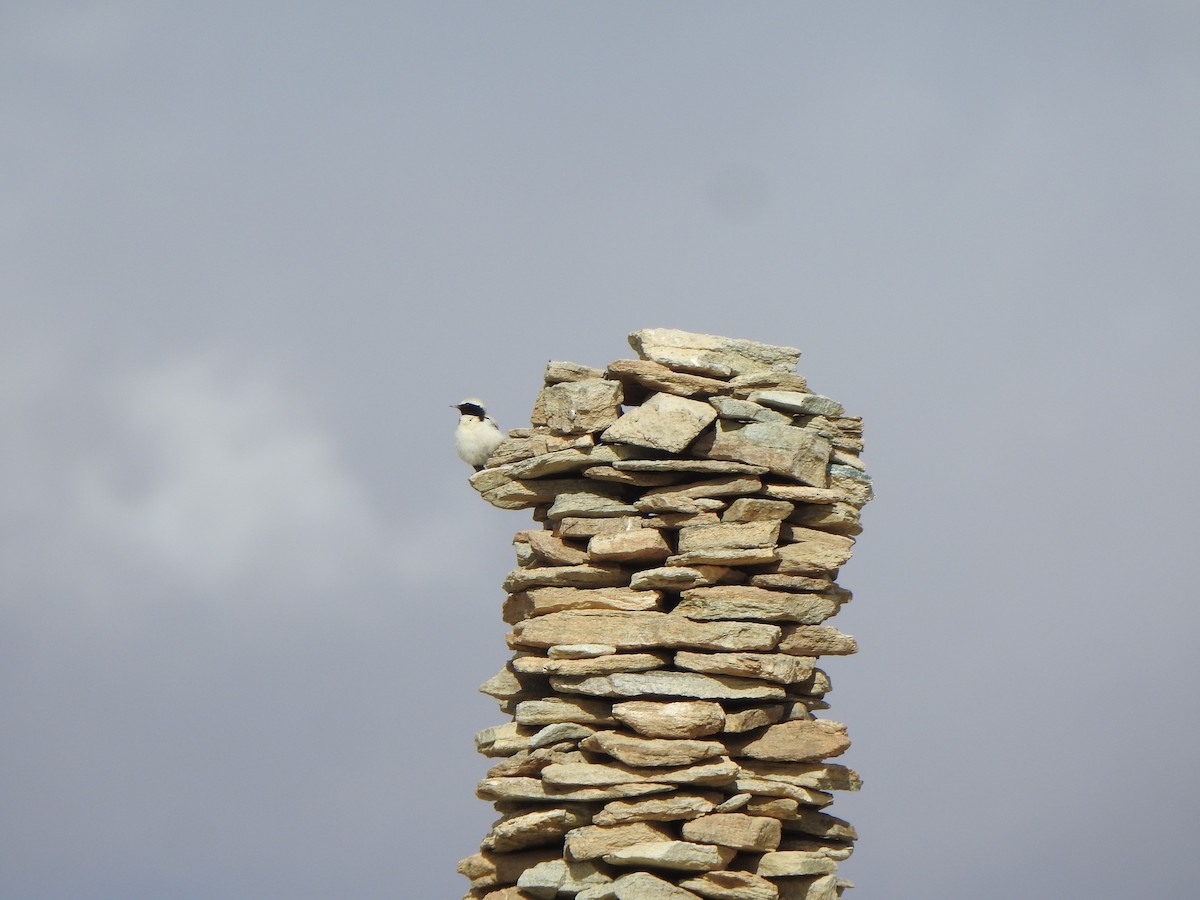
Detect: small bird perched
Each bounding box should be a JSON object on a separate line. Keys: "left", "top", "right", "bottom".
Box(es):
{"left": 453, "top": 398, "right": 505, "bottom": 471}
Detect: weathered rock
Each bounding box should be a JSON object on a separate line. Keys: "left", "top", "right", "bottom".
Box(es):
{"left": 542, "top": 757, "right": 740, "bottom": 789}
{"left": 505, "top": 586, "right": 663, "bottom": 623}
{"left": 680, "top": 813, "right": 782, "bottom": 852}
{"left": 484, "top": 805, "right": 595, "bottom": 852}
{"left": 565, "top": 821, "right": 674, "bottom": 861}
{"left": 602, "top": 393, "right": 718, "bottom": 453}
{"left": 545, "top": 360, "right": 606, "bottom": 384}
{"left": 479, "top": 665, "right": 549, "bottom": 702}
{"left": 512, "top": 652, "right": 671, "bottom": 677}
{"left": 557, "top": 516, "right": 647, "bottom": 538}
{"left": 475, "top": 722, "right": 536, "bottom": 756}
{"left": 511, "top": 610, "right": 782, "bottom": 653}
{"left": 693, "top": 421, "right": 831, "bottom": 488}
{"left": 528, "top": 722, "right": 597, "bottom": 749}
{"left": 666, "top": 548, "right": 780, "bottom": 567}
{"left": 677, "top": 870, "right": 781, "bottom": 900}
{"left": 613, "top": 459, "right": 769, "bottom": 475}
{"left": 774, "top": 875, "right": 843, "bottom": 900}
{"left": 458, "top": 847, "right": 565, "bottom": 890}
{"left": 786, "top": 503, "right": 861, "bottom": 536}
{"left": 519, "top": 531, "right": 591, "bottom": 565}
{"left": 611, "top": 871, "right": 705, "bottom": 900}
{"left": 776, "top": 626, "right": 858, "bottom": 656}
{"left": 547, "top": 490, "right": 641, "bottom": 520}
{"left": 589, "top": 529, "right": 674, "bottom": 563}
{"left": 708, "top": 396, "right": 792, "bottom": 425}
{"left": 584, "top": 466, "right": 687, "bottom": 487}
{"left": 751, "top": 853, "right": 838, "bottom": 878}
{"left": 677, "top": 521, "right": 781, "bottom": 554}
{"left": 549, "top": 643, "right": 620, "bottom": 659}
{"left": 727, "top": 371, "right": 810, "bottom": 395}
{"left": 673, "top": 650, "right": 815, "bottom": 684}
{"left": 611, "top": 700, "right": 726, "bottom": 738}
{"left": 774, "top": 838, "right": 853, "bottom": 859}
{"left": 477, "top": 776, "right": 672, "bottom": 803}
{"left": 674, "top": 586, "right": 840, "bottom": 625}
{"left": 629, "top": 328, "right": 801, "bottom": 378}
{"left": 603, "top": 839, "right": 737, "bottom": 872}
{"left": 475, "top": 475, "right": 597, "bottom": 510}
{"left": 722, "top": 498, "right": 796, "bottom": 522}
{"left": 630, "top": 566, "right": 740, "bottom": 591}
{"left": 736, "top": 761, "right": 862, "bottom": 792}
{"left": 507, "top": 449, "right": 599, "bottom": 480}
{"left": 503, "top": 565, "right": 631, "bottom": 592}
{"left": 514, "top": 697, "right": 617, "bottom": 726}
{"left": 721, "top": 705, "right": 786, "bottom": 734}
{"left": 530, "top": 379, "right": 624, "bottom": 435}
{"left": 581, "top": 731, "right": 726, "bottom": 767}
{"left": 517, "top": 858, "right": 614, "bottom": 898}
{"left": 487, "top": 432, "right": 595, "bottom": 467}
{"left": 747, "top": 574, "right": 833, "bottom": 594}
{"left": 726, "top": 720, "right": 850, "bottom": 763}
{"left": 606, "top": 358, "right": 733, "bottom": 399}
{"left": 594, "top": 793, "right": 722, "bottom": 826}
{"left": 553, "top": 671, "right": 786, "bottom": 702}
{"left": 731, "top": 777, "right": 833, "bottom": 806}
{"left": 748, "top": 391, "right": 844, "bottom": 418}
{"left": 641, "top": 475, "right": 764, "bottom": 503}
{"left": 779, "top": 809, "right": 857, "bottom": 841}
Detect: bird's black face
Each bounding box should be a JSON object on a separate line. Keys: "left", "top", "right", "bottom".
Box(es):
{"left": 455, "top": 402, "right": 486, "bottom": 417}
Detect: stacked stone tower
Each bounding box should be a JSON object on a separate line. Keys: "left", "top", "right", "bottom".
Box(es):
{"left": 458, "top": 329, "right": 872, "bottom": 900}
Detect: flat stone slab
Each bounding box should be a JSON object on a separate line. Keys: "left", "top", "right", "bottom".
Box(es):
{"left": 588, "top": 529, "right": 673, "bottom": 563}
{"left": 677, "top": 870, "right": 780, "bottom": 900}
{"left": 553, "top": 670, "right": 786, "bottom": 701}
{"left": 483, "top": 806, "right": 593, "bottom": 852}
{"left": 505, "top": 586, "right": 664, "bottom": 623}
{"left": 603, "top": 839, "right": 737, "bottom": 872}
{"left": 751, "top": 852, "right": 838, "bottom": 878}
{"left": 511, "top": 651, "right": 670, "bottom": 677}
{"left": 613, "top": 459, "right": 769, "bottom": 474}
{"left": 630, "top": 565, "right": 740, "bottom": 591}
{"left": 640, "top": 475, "right": 764, "bottom": 502}
{"left": 602, "top": 392, "right": 718, "bottom": 453}
{"left": 694, "top": 421, "right": 831, "bottom": 487}
{"left": 476, "top": 776, "right": 672, "bottom": 803}
{"left": 517, "top": 858, "right": 614, "bottom": 897}
{"left": 673, "top": 650, "right": 815, "bottom": 685}
{"left": 514, "top": 697, "right": 618, "bottom": 726}
{"left": 748, "top": 390, "right": 844, "bottom": 418}
{"left": 581, "top": 731, "right": 726, "bottom": 767}
{"left": 565, "top": 821, "right": 673, "bottom": 862}
{"left": 611, "top": 699, "right": 726, "bottom": 738}
{"left": 503, "top": 565, "right": 631, "bottom": 592}
{"left": 611, "top": 871, "right": 706, "bottom": 899}
{"left": 677, "top": 521, "right": 781, "bottom": 553}
{"left": 530, "top": 378, "right": 624, "bottom": 435}
{"left": 777, "top": 626, "right": 859, "bottom": 656}
{"left": 673, "top": 586, "right": 840, "bottom": 624}
{"left": 725, "top": 720, "right": 851, "bottom": 763}
{"left": 708, "top": 396, "right": 792, "bottom": 425}
{"left": 594, "top": 793, "right": 722, "bottom": 826}
{"left": 541, "top": 757, "right": 740, "bottom": 789}
{"left": 511, "top": 610, "right": 782, "bottom": 653}
{"left": 681, "top": 813, "right": 782, "bottom": 852}
{"left": 629, "top": 328, "right": 801, "bottom": 377}
{"left": 606, "top": 358, "right": 733, "bottom": 398}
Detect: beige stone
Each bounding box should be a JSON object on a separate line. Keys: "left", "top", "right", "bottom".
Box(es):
{"left": 777, "top": 626, "right": 858, "bottom": 656}
{"left": 613, "top": 459, "right": 769, "bottom": 475}
{"left": 641, "top": 475, "right": 764, "bottom": 502}
{"left": 731, "top": 777, "right": 833, "bottom": 806}
{"left": 681, "top": 813, "right": 782, "bottom": 852}
{"left": 530, "top": 379, "right": 624, "bottom": 435}
{"left": 673, "top": 586, "right": 839, "bottom": 624}
{"left": 748, "top": 574, "right": 833, "bottom": 593}
{"left": 528, "top": 722, "right": 596, "bottom": 749}
{"left": 544, "top": 360, "right": 605, "bottom": 383}
{"left": 602, "top": 392, "right": 719, "bottom": 453}
{"left": 565, "top": 821, "right": 673, "bottom": 861}
{"left": 611, "top": 700, "right": 726, "bottom": 738}
{"left": 726, "top": 720, "right": 850, "bottom": 763}
{"left": 677, "top": 870, "right": 780, "bottom": 900}
{"left": 476, "top": 776, "right": 671, "bottom": 803}
{"left": 475, "top": 475, "right": 596, "bottom": 510}
{"left": 553, "top": 671, "right": 785, "bottom": 702}
{"left": 759, "top": 483, "right": 858, "bottom": 506}
{"left": 693, "top": 421, "right": 831, "bottom": 488}
{"left": 517, "top": 858, "right": 614, "bottom": 897}
{"left": 541, "top": 756, "right": 740, "bottom": 789}
{"left": 737, "top": 761, "right": 862, "bottom": 792}
{"left": 488, "top": 432, "right": 595, "bottom": 467}
{"left": 549, "top": 643, "right": 620, "bottom": 659}
{"left": 677, "top": 521, "right": 781, "bottom": 554}
{"left": 611, "top": 871, "right": 705, "bottom": 899}
{"left": 721, "top": 705, "right": 785, "bottom": 734}
{"left": 557, "top": 516, "right": 646, "bottom": 538}
{"left": 507, "top": 448, "right": 598, "bottom": 479}
{"left": 751, "top": 852, "right": 838, "bottom": 878}
{"left": 748, "top": 390, "right": 844, "bottom": 418}
{"left": 630, "top": 566, "right": 740, "bottom": 591}
{"left": 589, "top": 529, "right": 673, "bottom": 563}
{"left": 479, "top": 665, "right": 549, "bottom": 702}
{"left": 628, "top": 328, "right": 801, "bottom": 377}
{"left": 503, "top": 565, "right": 631, "bottom": 592}
{"left": 511, "top": 652, "right": 670, "bottom": 677}
{"left": 594, "top": 793, "right": 721, "bottom": 826}
{"left": 774, "top": 838, "right": 853, "bottom": 860}
{"left": 743, "top": 796, "right": 802, "bottom": 819}
{"left": 603, "top": 839, "right": 737, "bottom": 872}
{"left": 518, "top": 530, "right": 590, "bottom": 565}
{"left": 707, "top": 396, "right": 792, "bottom": 425}
{"left": 458, "top": 847, "right": 563, "bottom": 890}
{"left": 547, "top": 490, "right": 640, "bottom": 520}
{"left": 666, "top": 548, "right": 779, "bottom": 567}
{"left": 475, "top": 722, "right": 536, "bottom": 756}
{"left": 774, "top": 875, "right": 842, "bottom": 900}
{"left": 504, "top": 586, "right": 663, "bottom": 623}
{"left": 514, "top": 697, "right": 617, "bottom": 726}
{"left": 511, "top": 610, "right": 782, "bottom": 653}
{"left": 727, "top": 371, "right": 810, "bottom": 395}
{"left": 484, "top": 805, "right": 594, "bottom": 852}
{"left": 606, "top": 358, "right": 733, "bottom": 398}
{"left": 787, "top": 503, "right": 861, "bottom": 535}
{"left": 780, "top": 809, "right": 856, "bottom": 841}
{"left": 581, "top": 731, "right": 726, "bottom": 767}
{"left": 722, "top": 498, "right": 796, "bottom": 522}
{"left": 674, "top": 650, "right": 815, "bottom": 685}
{"left": 583, "top": 466, "right": 686, "bottom": 487}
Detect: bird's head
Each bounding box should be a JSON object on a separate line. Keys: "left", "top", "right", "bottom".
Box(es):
{"left": 453, "top": 398, "right": 488, "bottom": 418}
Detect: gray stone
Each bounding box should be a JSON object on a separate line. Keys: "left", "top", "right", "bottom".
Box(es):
{"left": 518, "top": 530, "right": 590, "bottom": 565}
{"left": 602, "top": 392, "right": 718, "bottom": 453}
{"left": 547, "top": 490, "right": 640, "bottom": 520}
{"left": 774, "top": 875, "right": 842, "bottom": 900}
{"left": 557, "top": 516, "right": 647, "bottom": 538}
{"left": 613, "top": 459, "right": 769, "bottom": 475}
{"left": 528, "top": 722, "right": 597, "bottom": 749}
{"left": 629, "top": 328, "right": 801, "bottom": 377}
{"left": 507, "top": 448, "right": 599, "bottom": 479}
{"left": 727, "top": 371, "right": 810, "bottom": 395}
{"left": 457, "top": 847, "right": 563, "bottom": 890}
{"left": 721, "top": 705, "right": 786, "bottom": 734}
{"left": 475, "top": 722, "right": 535, "bottom": 756}
{"left": 708, "top": 396, "right": 792, "bottom": 425}
{"left": 530, "top": 379, "right": 624, "bottom": 435}
{"left": 786, "top": 502, "right": 861, "bottom": 535}
{"left": 517, "top": 858, "right": 614, "bottom": 898}
{"left": 666, "top": 548, "right": 780, "bottom": 567}
{"left": 779, "top": 809, "right": 857, "bottom": 841}
{"left": 748, "top": 391, "right": 845, "bottom": 418}
{"left": 553, "top": 671, "right": 786, "bottom": 701}
{"left": 549, "top": 643, "right": 620, "bottom": 659}
{"left": 693, "top": 421, "right": 831, "bottom": 488}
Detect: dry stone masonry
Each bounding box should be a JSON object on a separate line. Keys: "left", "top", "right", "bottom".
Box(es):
{"left": 458, "top": 329, "right": 872, "bottom": 900}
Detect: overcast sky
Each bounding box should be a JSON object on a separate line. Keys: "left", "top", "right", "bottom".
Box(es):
{"left": 3, "top": 2, "right": 1199, "bottom": 898}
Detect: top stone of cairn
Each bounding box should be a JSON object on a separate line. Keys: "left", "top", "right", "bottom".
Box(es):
{"left": 628, "top": 328, "right": 802, "bottom": 378}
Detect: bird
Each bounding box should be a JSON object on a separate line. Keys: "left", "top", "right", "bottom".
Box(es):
{"left": 453, "top": 398, "right": 505, "bottom": 471}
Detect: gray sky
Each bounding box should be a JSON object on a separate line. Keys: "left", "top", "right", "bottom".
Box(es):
{"left": 3, "top": 2, "right": 1198, "bottom": 898}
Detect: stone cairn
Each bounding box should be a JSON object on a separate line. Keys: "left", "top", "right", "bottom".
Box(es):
{"left": 458, "top": 329, "right": 872, "bottom": 900}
